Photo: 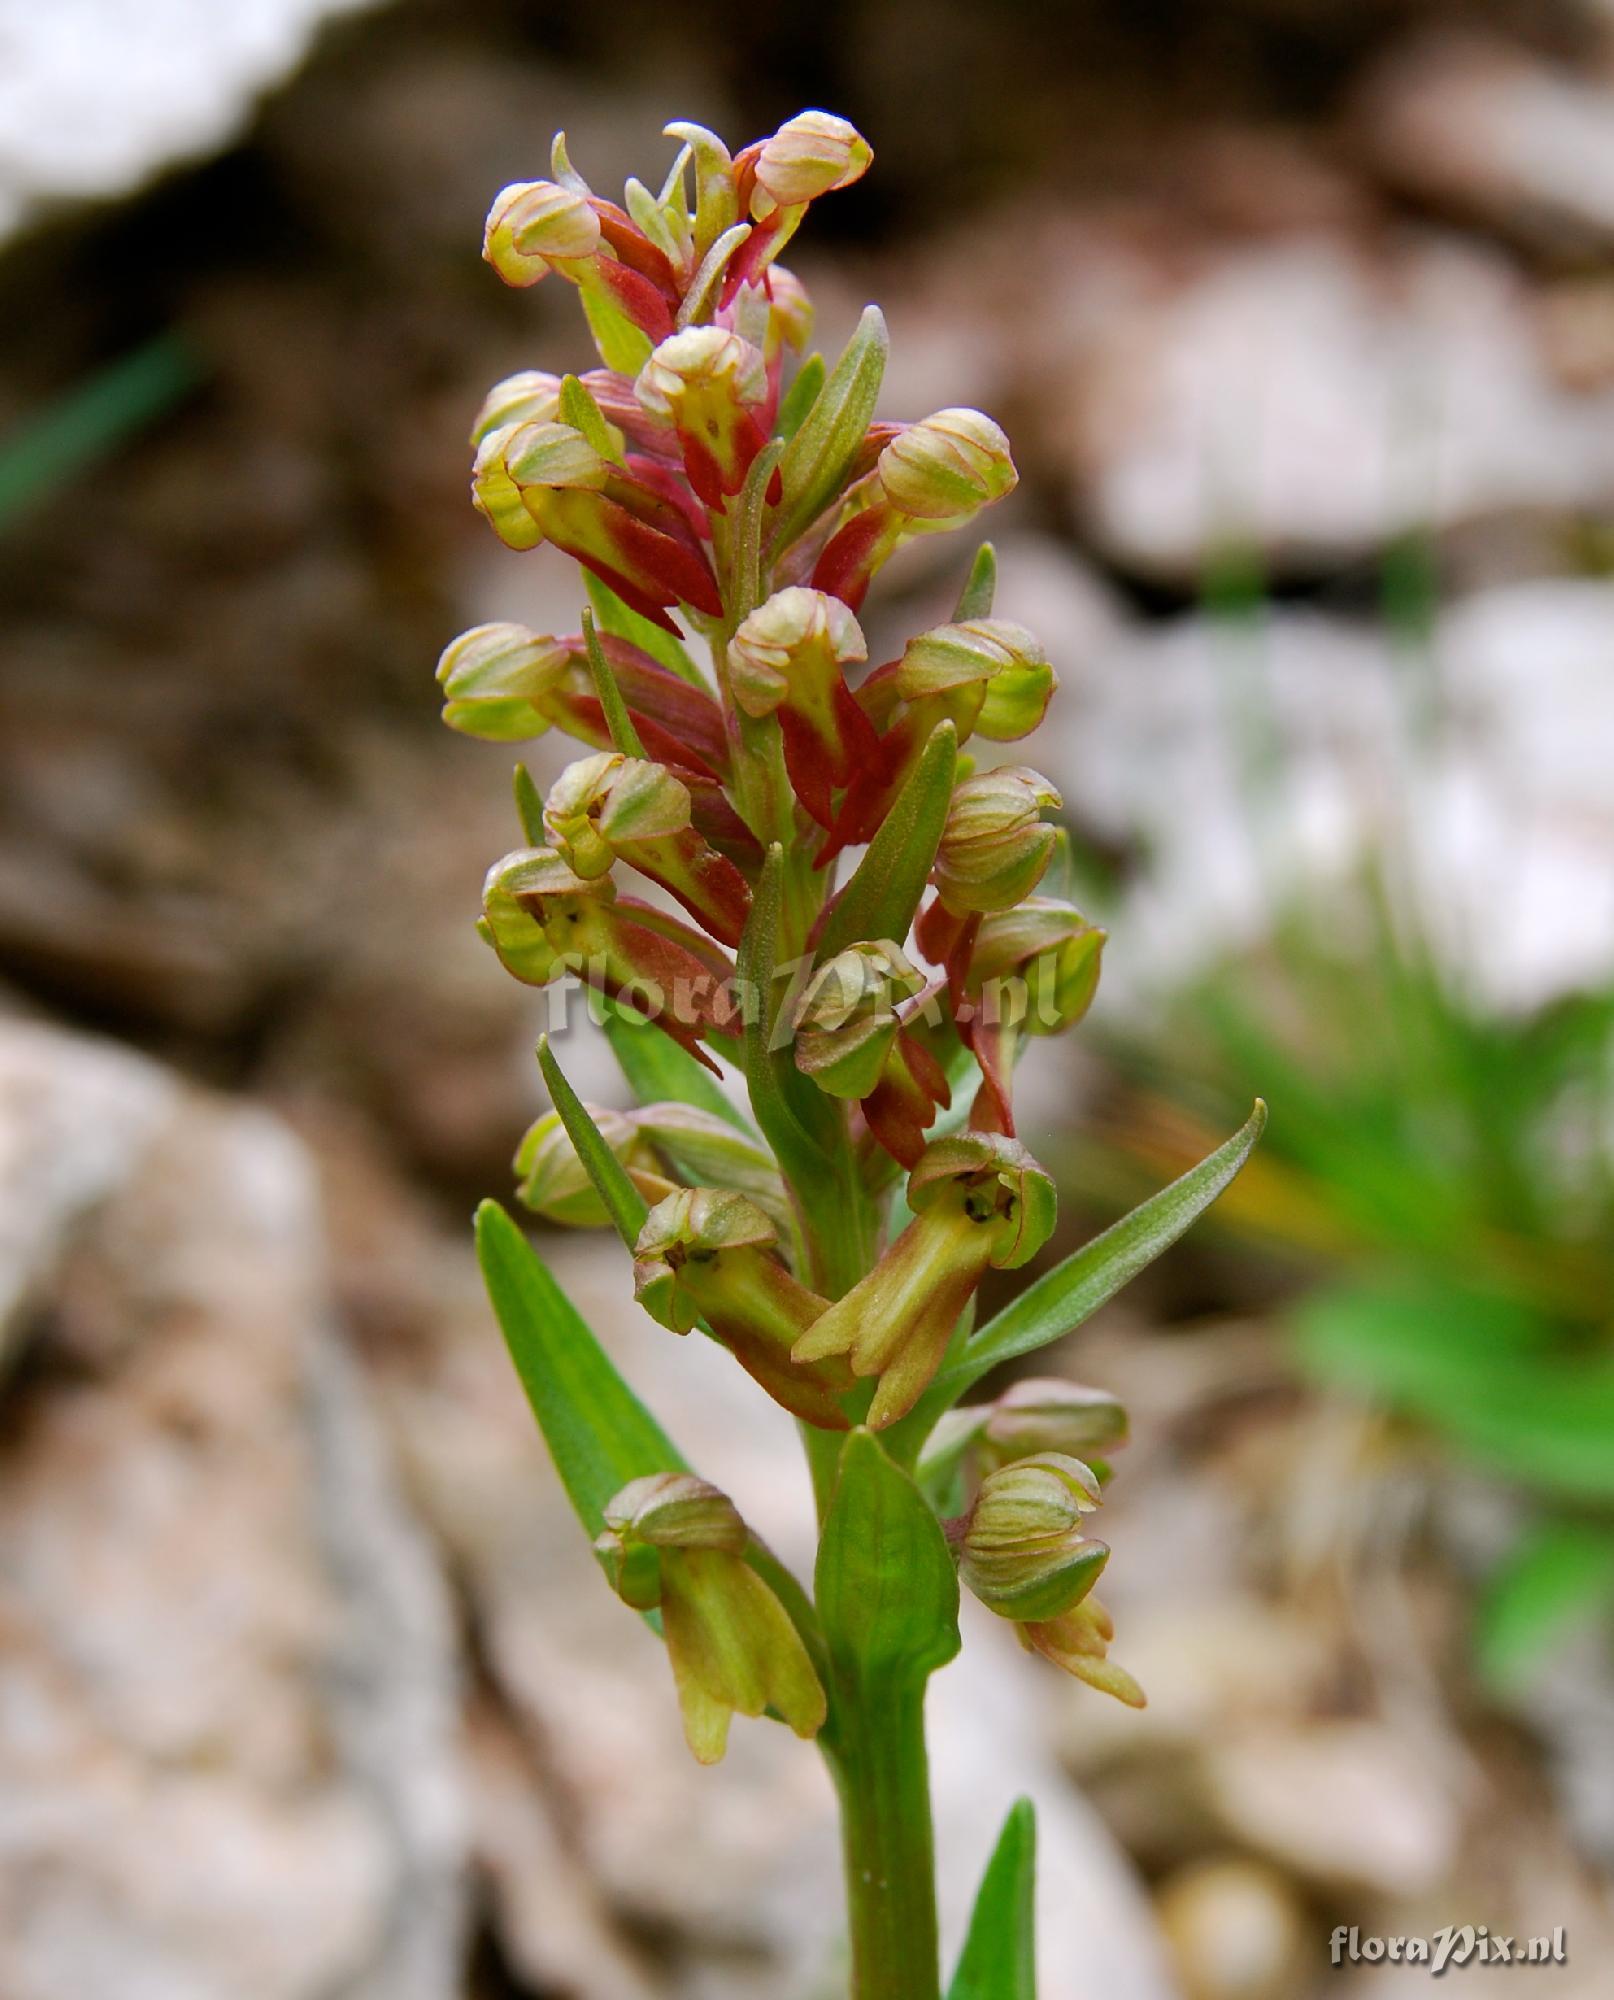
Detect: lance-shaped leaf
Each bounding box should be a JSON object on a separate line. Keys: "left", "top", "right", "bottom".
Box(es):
{"left": 775, "top": 352, "right": 825, "bottom": 442}
{"left": 953, "top": 541, "right": 998, "bottom": 621}
{"left": 584, "top": 571, "right": 704, "bottom": 688}
{"left": 580, "top": 610, "right": 647, "bottom": 755}
{"left": 771, "top": 304, "right": 887, "bottom": 556}
{"left": 817, "top": 1428, "right": 960, "bottom": 1690}
{"left": 891, "top": 1102, "right": 1267, "bottom": 1451}
{"left": 537, "top": 1035, "right": 650, "bottom": 1248}
{"left": 476, "top": 1202, "right": 822, "bottom": 1663}
{"left": 605, "top": 1001, "right": 756, "bottom": 1135}
{"left": 739, "top": 845, "right": 837, "bottom": 1190}
{"left": 948, "top": 1798, "right": 1037, "bottom": 2000}
{"left": 815, "top": 720, "right": 957, "bottom": 958}
{"left": 559, "top": 371, "right": 626, "bottom": 465}
{"left": 475, "top": 1199, "right": 683, "bottom": 1533}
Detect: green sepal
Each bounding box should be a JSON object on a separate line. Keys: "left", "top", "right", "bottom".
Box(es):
{"left": 952, "top": 541, "right": 997, "bottom": 621}
{"left": 559, "top": 372, "right": 625, "bottom": 466}
{"left": 816, "top": 1428, "right": 960, "bottom": 1698}
{"left": 583, "top": 571, "right": 706, "bottom": 689}
{"left": 816, "top": 720, "right": 957, "bottom": 959}
{"left": 948, "top": 1797, "right": 1036, "bottom": 2000}
{"left": 580, "top": 609, "right": 647, "bottom": 757}
{"left": 890, "top": 1102, "right": 1267, "bottom": 1452}
{"left": 512, "top": 763, "right": 546, "bottom": 845}
{"left": 536, "top": 1034, "right": 650, "bottom": 1248}
{"left": 776, "top": 352, "right": 825, "bottom": 441}
{"left": 772, "top": 304, "right": 888, "bottom": 556}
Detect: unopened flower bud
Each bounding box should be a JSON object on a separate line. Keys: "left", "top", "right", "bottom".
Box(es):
{"left": 896, "top": 619, "right": 1055, "bottom": 742}
{"left": 544, "top": 752, "right": 691, "bottom": 878}
{"left": 793, "top": 1132, "right": 1057, "bottom": 1427}
{"left": 793, "top": 940, "right": 924, "bottom": 1100}
{"left": 636, "top": 326, "right": 771, "bottom": 505}
{"left": 596, "top": 1473, "right": 827, "bottom": 1760}
{"left": 728, "top": 587, "right": 878, "bottom": 827}
{"left": 470, "top": 370, "right": 563, "bottom": 447}
{"left": 764, "top": 264, "right": 814, "bottom": 351}
{"left": 502, "top": 419, "right": 610, "bottom": 491}
{"left": 513, "top": 1106, "right": 670, "bottom": 1228}
{"left": 878, "top": 409, "right": 1018, "bottom": 523}
{"left": 484, "top": 179, "right": 602, "bottom": 286}
{"left": 1019, "top": 1596, "right": 1146, "bottom": 1707}
{"left": 933, "top": 767, "right": 1062, "bottom": 914}
{"left": 754, "top": 111, "right": 872, "bottom": 208}
{"left": 634, "top": 1191, "right": 848, "bottom": 1427}
{"left": 965, "top": 897, "right": 1105, "bottom": 1035}
{"left": 437, "top": 623, "right": 571, "bottom": 741}
{"left": 980, "top": 1379, "right": 1129, "bottom": 1465}
{"left": 960, "top": 1453, "right": 1109, "bottom": 1622}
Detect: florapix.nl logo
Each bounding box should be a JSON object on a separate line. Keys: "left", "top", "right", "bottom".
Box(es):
{"left": 1331, "top": 1926, "right": 1568, "bottom": 1975}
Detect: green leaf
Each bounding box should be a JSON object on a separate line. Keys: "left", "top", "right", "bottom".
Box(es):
{"left": 580, "top": 277, "right": 653, "bottom": 376}
{"left": 1477, "top": 1518, "right": 1614, "bottom": 1695}
{"left": 1296, "top": 1277, "right": 1614, "bottom": 1503}
{"left": 475, "top": 1200, "right": 683, "bottom": 1535}
{"left": 772, "top": 304, "right": 888, "bottom": 557}
{"left": 604, "top": 1001, "right": 757, "bottom": 1135}
{"left": 728, "top": 437, "right": 786, "bottom": 624}
{"left": 536, "top": 1034, "right": 649, "bottom": 1248}
{"left": 895, "top": 1102, "right": 1267, "bottom": 1448}
{"left": 559, "top": 372, "right": 624, "bottom": 466}
{"left": 739, "top": 845, "right": 835, "bottom": 1190}
{"left": 776, "top": 353, "right": 825, "bottom": 442}
{"left": 580, "top": 609, "right": 647, "bottom": 757}
{"left": 949, "top": 1798, "right": 1037, "bottom": 2000}
{"left": 816, "top": 1429, "right": 960, "bottom": 1688}
{"left": 952, "top": 542, "right": 997, "bottom": 621}
{"left": 513, "top": 763, "right": 546, "bottom": 844}
{"left": 476, "top": 1200, "right": 822, "bottom": 1658}
{"left": 817, "top": 722, "right": 958, "bottom": 960}
{"left": 677, "top": 220, "right": 752, "bottom": 328}
{"left": 582, "top": 572, "right": 706, "bottom": 688}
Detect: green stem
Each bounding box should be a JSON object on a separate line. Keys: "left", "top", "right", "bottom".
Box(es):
{"left": 825, "top": 1679, "right": 941, "bottom": 2000}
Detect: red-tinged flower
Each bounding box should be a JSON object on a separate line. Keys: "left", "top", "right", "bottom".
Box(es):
{"left": 792, "top": 1132, "right": 1056, "bottom": 1427}
{"left": 481, "top": 848, "right": 739, "bottom": 1070}
{"left": 790, "top": 942, "right": 951, "bottom": 1168}
{"left": 728, "top": 587, "right": 881, "bottom": 830}
{"left": 472, "top": 421, "right": 722, "bottom": 630}
{"left": 543, "top": 752, "right": 752, "bottom": 946}
{"left": 633, "top": 1190, "right": 850, "bottom": 1428}
{"left": 813, "top": 409, "right": 1019, "bottom": 610}
{"left": 636, "top": 327, "right": 777, "bottom": 510}
{"left": 721, "top": 113, "right": 872, "bottom": 304}
{"left": 483, "top": 180, "right": 679, "bottom": 347}
{"left": 437, "top": 622, "right": 730, "bottom": 782}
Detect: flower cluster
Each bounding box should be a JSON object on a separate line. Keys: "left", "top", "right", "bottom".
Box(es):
{"left": 442, "top": 110, "right": 1140, "bottom": 1756}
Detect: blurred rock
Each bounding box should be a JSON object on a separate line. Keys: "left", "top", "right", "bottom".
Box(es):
{"left": 1065, "top": 232, "right": 1614, "bottom": 581}
{"left": 0, "top": 1017, "right": 465, "bottom": 2000}
{"left": 1356, "top": 32, "right": 1614, "bottom": 258}
{"left": 0, "top": 0, "right": 386, "bottom": 244}
{"left": 1156, "top": 1856, "right": 1312, "bottom": 2000}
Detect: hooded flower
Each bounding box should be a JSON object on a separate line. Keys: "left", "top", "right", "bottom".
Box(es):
{"left": 791, "top": 1132, "right": 1056, "bottom": 1427}
{"left": 596, "top": 1473, "right": 827, "bottom": 1761}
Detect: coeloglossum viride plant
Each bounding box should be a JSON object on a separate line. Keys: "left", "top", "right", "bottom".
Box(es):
{"left": 440, "top": 108, "right": 1266, "bottom": 2000}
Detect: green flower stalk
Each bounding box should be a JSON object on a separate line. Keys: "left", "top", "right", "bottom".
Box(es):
{"left": 444, "top": 107, "right": 1265, "bottom": 1999}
